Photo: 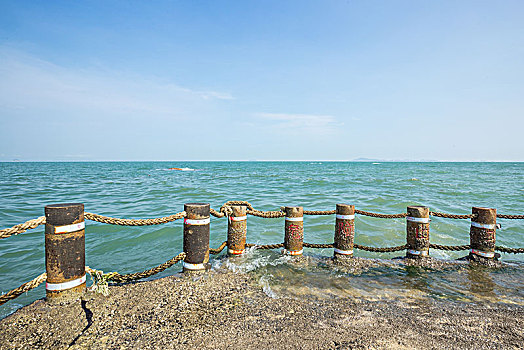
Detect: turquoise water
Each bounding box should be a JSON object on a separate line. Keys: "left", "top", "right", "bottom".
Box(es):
{"left": 1, "top": 161, "right": 523, "bottom": 318}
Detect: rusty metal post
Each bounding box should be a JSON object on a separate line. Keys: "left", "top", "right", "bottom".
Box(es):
{"left": 284, "top": 206, "right": 303, "bottom": 256}
{"left": 227, "top": 205, "right": 247, "bottom": 255}
{"left": 183, "top": 203, "right": 210, "bottom": 272}
{"left": 334, "top": 204, "right": 355, "bottom": 258}
{"left": 469, "top": 207, "right": 497, "bottom": 260}
{"left": 45, "top": 203, "right": 86, "bottom": 302}
{"left": 406, "top": 206, "right": 430, "bottom": 258}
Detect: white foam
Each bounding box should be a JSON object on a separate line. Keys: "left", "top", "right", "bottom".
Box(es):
{"left": 259, "top": 275, "right": 278, "bottom": 298}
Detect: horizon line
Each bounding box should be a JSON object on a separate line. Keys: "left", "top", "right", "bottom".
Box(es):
{"left": 1, "top": 160, "right": 523, "bottom": 163}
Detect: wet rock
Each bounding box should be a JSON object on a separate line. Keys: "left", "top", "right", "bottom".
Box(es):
{"left": 0, "top": 271, "right": 523, "bottom": 349}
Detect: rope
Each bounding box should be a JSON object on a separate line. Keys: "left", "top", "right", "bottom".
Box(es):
{"left": 497, "top": 214, "right": 524, "bottom": 219}
{"left": 221, "top": 201, "right": 254, "bottom": 210}
{"left": 210, "top": 208, "right": 225, "bottom": 218}
{"left": 213, "top": 201, "right": 285, "bottom": 218}
{"left": 0, "top": 272, "right": 47, "bottom": 306}
{"left": 430, "top": 212, "right": 476, "bottom": 219}
{"left": 2, "top": 206, "right": 522, "bottom": 241}
{"left": 303, "top": 242, "right": 334, "bottom": 248}
{"left": 495, "top": 246, "right": 524, "bottom": 254}
{"left": 86, "top": 251, "right": 186, "bottom": 284}
{"left": 209, "top": 241, "right": 227, "bottom": 254}
{"left": 354, "top": 244, "right": 408, "bottom": 252}
{"left": 0, "top": 216, "right": 46, "bottom": 240}
{"left": 3, "top": 243, "right": 523, "bottom": 306}
{"left": 246, "top": 243, "right": 285, "bottom": 249}
{"left": 354, "top": 210, "right": 407, "bottom": 219}
{"left": 246, "top": 209, "right": 285, "bottom": 218}
{"left": 84, "top": 211, "right": 186, "bottom": 226}
{"left": 2, "top": 253, "right": 186, "bottom": 305}
{"left": 303, "top": 210, "right": 336, "bottom": 215}
{"left": 243, "top": 242, "right": 408, "bottom": 252}
{"left": 209, "top": 201, "right": 524, "bottom": 221}
{"left": 213, "top": 201, "right": 255, "bottom": 218}
{"left": 426, "top": 245, "right": 524, "bottom": 253}
{"left": 429, "top": 244, "right": 470, "bottom": 251}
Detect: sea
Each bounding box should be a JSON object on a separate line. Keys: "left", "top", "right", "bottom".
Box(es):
{"left": 1, "top": 161, "right": 523, "bottom": 319}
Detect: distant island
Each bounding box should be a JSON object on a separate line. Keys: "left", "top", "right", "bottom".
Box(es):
{"left": 352, "top": 157, "right": 439, "bottom": 162}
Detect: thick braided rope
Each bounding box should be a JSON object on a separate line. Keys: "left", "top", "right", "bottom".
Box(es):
{"left": 86, "top": 252, "right": 186, "bottom": 284}
{"left": 211, "top": 201, "right": 255, "bottom": 218}
{"left": 354, "top": 244, "right": 408, "bottom": 252}
{"left": 0, "top": 216, "right": 46, "bottom": 240}
{"left": 210, "top": 208, "right": 225, "bottom": 218}
{"left": 216, "top": 201, "right": 285, "bottom": 218}
{"left": 84, "top": 211, "right": 186, "bottom": 226}
{"left": 303, "top": 242, "right": 334, "bottom": 248}
{"left": 246, "top": 243, "right": 285, "bottom": 249}
{"left": 0, "top": 272, "right": 47, "bottom": 306}
{"left": 430, "top": 212, "right": 476, "bottom": 219}
{"left": 496, "top": 246, "right": 524, "bottom": 254}
{"left": 244, "top": 242, "right": 409, "bottom": 252}
{"left": 209, "top": 241, "right": 227, "bottom": 254}
{"left": 354, "top": 210, "right": 407, "bottom": 219}
{"left": 497, "top": 214, "right": 524, "bottom": 219}
{"left": 246, "top": 209, "right": 285, "bottom": 218}
{"left": 221, "top": 201, "right": 255, "bottom": 211}
{"left": 303, "top": 210, "right": 336, "bottom": 215}
{"left": 429, "top": 244, "right": 470, "bottom": 251}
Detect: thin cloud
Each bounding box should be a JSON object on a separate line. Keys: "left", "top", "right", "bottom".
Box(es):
{"left": 198, "top": 91, "right": 235, "bottom": 100}
{"left": 0, "top": 47, "right": 234, "bottom": 118}
{"left": 255, "top": 112, "right": 342, "bottom": 134}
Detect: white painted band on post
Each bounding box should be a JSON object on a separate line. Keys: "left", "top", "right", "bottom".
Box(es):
{"left": 470, "top": 249, "right": 495, "bottom": 258}
{"left": 334, "top": 248, "right": 354, "bottom": 255}
{"left": 183, "top": 262, "right": 206, "bottom": 270}
{"left": 54, "top": 222, "right": 85, "bottom": 234}
{"left": 406, "top": 217, "right": 430, "bottom": 224}
{"left": 471, "top": 222, "right": 496, "bottom": 230}
{"left": 285, "top": 217, "right": 303, "bottom": 222}
{"left": 283, "top": 249, "right": 303, "bottom": 255}
{"left": 46, "top": 274, "right": 86, "bottom": 291}
{"left": 336, "top": 214, "right": 355, "bottom": 220}
{"left": 407, "top": 249, "right": 429, "bottom": 256}
{"left": 184, "top": 218, "right": 210, "bottom": 225}
{"left": 229, "top": 216, "right": 247, "bottom": 222}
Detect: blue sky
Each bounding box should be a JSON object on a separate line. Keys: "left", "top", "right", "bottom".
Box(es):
{"left": 1, "top": 1, "right": 523, "bottom": 161}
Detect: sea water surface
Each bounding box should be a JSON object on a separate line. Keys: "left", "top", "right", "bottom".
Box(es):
{"left": 1, "top": 161, "right": 523, "bottom": 319}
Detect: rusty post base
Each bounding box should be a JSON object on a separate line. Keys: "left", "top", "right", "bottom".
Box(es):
{"left": 405, "top": 254, "right": 431, "bottom": 261}
{"left": 466, "top": 252, "right": 501, "bottom": 267}
{"left": 46, "top": 285, "right": 86, "bottom": 304}
{"left": 182, "top": 263, "right": 211, "bottom": 274}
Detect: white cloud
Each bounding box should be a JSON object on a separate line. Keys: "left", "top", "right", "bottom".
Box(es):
{"left": 0, "top": 47, "right": 233, "bottom": 119}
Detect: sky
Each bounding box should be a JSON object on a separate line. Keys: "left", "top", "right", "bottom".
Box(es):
{"left": 0, "top": 1, "right": 523, "bottom": 161}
